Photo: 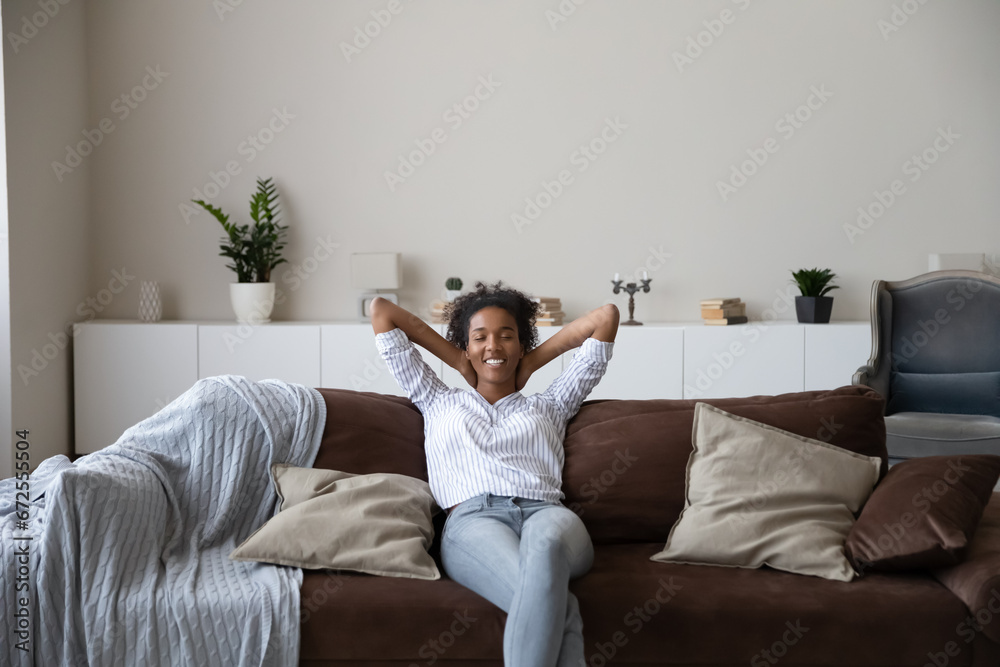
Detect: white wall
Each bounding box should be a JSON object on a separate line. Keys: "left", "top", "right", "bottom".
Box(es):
{"left": 5, "top": 0, "right": 1000, "bottom": 462}
{"left": 3, "top": 0, "right": 90, "bottom": 468}
{"left": 86, "top": 0, "right": 1000, "bottom": 326}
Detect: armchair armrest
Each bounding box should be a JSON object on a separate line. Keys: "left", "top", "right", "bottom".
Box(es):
{"left": 853, "top": 364, "right": 875, "bottom": 387}
{"left": 932, "top": 495, "right": 1000, "bottom": 645}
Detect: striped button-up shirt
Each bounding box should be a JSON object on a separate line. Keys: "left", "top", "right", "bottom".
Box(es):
{"left": 375, "top": 327, "right": 614, "bottom": 508}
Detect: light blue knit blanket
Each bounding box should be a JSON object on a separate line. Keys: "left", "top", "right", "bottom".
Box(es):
{"left": 0, "top": 375, "right": 326, "bottom": 666}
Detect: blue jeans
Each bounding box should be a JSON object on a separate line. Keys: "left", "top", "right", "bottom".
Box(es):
{"left": 441, "top": 494, "right": 594, "bottom": 667}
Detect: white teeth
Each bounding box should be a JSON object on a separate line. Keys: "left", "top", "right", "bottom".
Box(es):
{"left": 485, "top": 359, "right": 504, "bottom": 365}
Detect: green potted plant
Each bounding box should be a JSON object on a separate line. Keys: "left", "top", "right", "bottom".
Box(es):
{"left": 791, "top": 268, "right": 838, "bottom": 324}
{"left": 193, "top": 177, "right": 288, "bottom": 323}
{"left": 444, "top": 277, "right": 463, "bottom": 302}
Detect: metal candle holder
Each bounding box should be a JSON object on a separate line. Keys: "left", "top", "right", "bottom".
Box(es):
{"left": 612, "top": 278, "right": 651, "bottom": 325}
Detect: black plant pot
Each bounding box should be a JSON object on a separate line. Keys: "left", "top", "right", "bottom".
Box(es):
{"left": 795, "top": 296, "right": 833, "bottom": 324}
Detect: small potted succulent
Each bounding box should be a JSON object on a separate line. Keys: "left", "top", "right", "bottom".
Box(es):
{"left": 444, "top": 277, "right": 463, "bottom": 302}
{"left": 193, "top": 177, "right": 288, "bottom": 323}
{"left": 791, "top": 268, "right": 838, "bottom": 324}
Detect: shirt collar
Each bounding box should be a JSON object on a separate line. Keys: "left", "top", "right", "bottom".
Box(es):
{"left": 473, "top": 389, "right": 522, "bottom": 410}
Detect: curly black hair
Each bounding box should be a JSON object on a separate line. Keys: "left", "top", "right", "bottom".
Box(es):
{"left": 444, "top": 281, "right": 541, "bottom": 352}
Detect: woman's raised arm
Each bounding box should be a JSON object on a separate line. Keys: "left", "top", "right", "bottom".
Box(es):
{"left": 516, "top": 303, "right": 619, "bottom": 390}
{"left": 370, "top": 297, "right": 477, "bottom": 387}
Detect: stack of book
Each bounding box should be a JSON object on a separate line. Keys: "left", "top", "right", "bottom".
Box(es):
{"left": 531, "top": 296, "right": 565, "bottom": 326}
{"left": 429, "top": 299, "right": 448, "bottom": 324}
{"left": 701, "top": 298, "right": 747, "bottom": 325}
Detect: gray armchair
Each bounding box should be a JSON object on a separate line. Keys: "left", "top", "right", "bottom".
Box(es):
{"left": 853, "top": 270, "right": 1000, "bottom": 465}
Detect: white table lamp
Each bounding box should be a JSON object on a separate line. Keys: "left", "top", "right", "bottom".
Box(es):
{"left": 351, "top": 252, "right": 401, "bottom": 319}
{"left": 928, "top": 253, "right": 985, "bottom": 272}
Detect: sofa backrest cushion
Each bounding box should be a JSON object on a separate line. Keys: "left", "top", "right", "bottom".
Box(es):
{"left": 314, "top": 389, "right": 428, "bottom": 480}
{"left": 562, "top": 385, "right": 888, "bottom": 544}
{"left": 312, "top": 386, "right": 887, "bottom": 546}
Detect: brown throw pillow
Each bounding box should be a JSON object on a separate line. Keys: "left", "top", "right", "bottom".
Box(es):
{"left": 845, "top": 455, "right": 1000, "bottom": 574}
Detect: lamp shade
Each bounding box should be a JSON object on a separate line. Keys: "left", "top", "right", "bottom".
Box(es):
{"left": 928, "top": 253, "right": 985, "bottom": 272}
{"left": 351, "top": 253, "right": 401, "bottom": 289}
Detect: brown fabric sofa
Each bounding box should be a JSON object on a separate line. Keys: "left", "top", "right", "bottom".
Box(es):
{"left": 299, "top": 385, "right": 1000, "bottom": 666}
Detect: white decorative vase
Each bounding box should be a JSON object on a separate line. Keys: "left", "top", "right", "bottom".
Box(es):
{"left": 229, "top": 283, "right": 275, "bottom": 324}
{"left": 138, "top": 281, "right": 162, "bottom": 322}
{"left": 444, "top": 289, "right": 462, "bottom": 302}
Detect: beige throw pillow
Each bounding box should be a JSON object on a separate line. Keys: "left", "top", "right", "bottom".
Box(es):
{"left": 651, "top": 403, "right": 881, "bottom": 581}
{"left": 231, "top": 464, "right": 441, "bottom": 580}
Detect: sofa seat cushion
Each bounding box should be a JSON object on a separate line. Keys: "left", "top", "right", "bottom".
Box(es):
{"left": 886, "top": 412, "right": 1000, "bottom": 459}
{"left": 299, "top": 542, "right": 989, "bottom": 666}
{"left": 299, "top": 570, "right": 505, "bottom": 663}
{"left": 574, "top": 543, "right": 984, "bottom": 666}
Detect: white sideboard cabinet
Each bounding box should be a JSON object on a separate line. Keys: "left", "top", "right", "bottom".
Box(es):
{"left": 580, "top": 325, "right": 685, "bottom": 400}
{"left": 73, "top": 320, "right": 872, "bottom": 454}
{"left": 804, "top": 323, "right": 873, "bottom": 391}
{"left": 199, "top": 323, "right": 322, "bottom": 386}
{"left": 683, "top": 322, "right": 806, "bottom": 399}
{"left": 74, "top": 322, "right": 199, "bottom": 454}
{"left": 320, "top": 324, "right": 443, "bottom": 396}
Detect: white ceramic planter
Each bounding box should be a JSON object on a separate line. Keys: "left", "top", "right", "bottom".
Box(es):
{"left": 230, "top": 282, "right": 275, "bottom": 324}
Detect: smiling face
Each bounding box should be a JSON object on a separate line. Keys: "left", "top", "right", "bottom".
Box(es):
{"left": 465, "top": 306, "right": 525, "bottom": 389}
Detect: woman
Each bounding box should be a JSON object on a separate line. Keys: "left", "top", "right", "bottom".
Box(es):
{"left": 370, "top": 281, "right": 619, "bottom": 667}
